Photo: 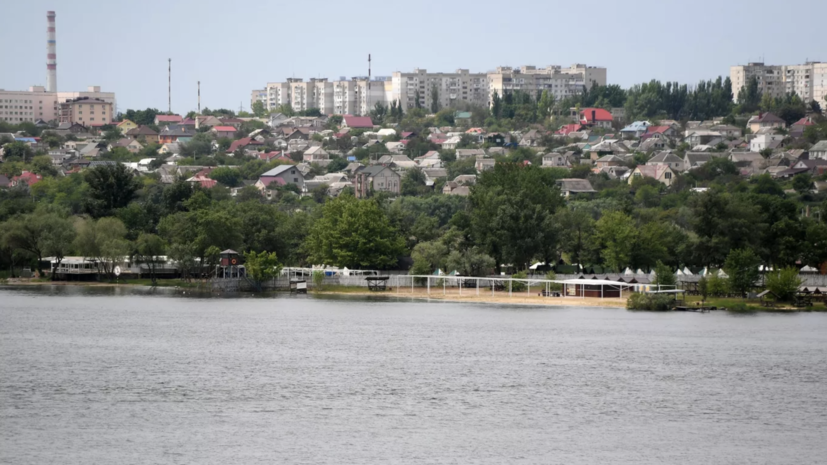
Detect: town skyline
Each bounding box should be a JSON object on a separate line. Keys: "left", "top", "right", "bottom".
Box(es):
{"left": 1, "top": 0, "right": 826, "bottom": 113}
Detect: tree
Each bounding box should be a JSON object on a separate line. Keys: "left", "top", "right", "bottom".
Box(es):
{"left": 410, "top": 240, "right": 448, "bottom": 276}
{"left": 306, "top": 196, "right": 405, "bottom": 269}
{"left": 653, "top": 260, "right": 676, "bottom": 288}
{"left": 167, "top": 242, "right": 197, "bottom": 282}
{"left": 74, "top": 217, "right": 129, "bottom": 280}
{"left": 208, "top": 167, "right": 242, "bottom": 187}
{"left": 1, "top": 141, "right": 35, "bottom": 162}
{"left": 792, "top": 173, "right": 813, "bottom": 194}
{"left": 595, "top": 211, "right": 636, "bottom": 272}
{"left": 765, "top": 267, "right": 802, "bottom": 302}
{"left": 2, "top": 212, "right": 74, "bottom": 276}
{"left": 243, "top": 250, "right": 282, "bottom": 291}
{"left": 414, "top": 90, "right": 422, "bottom": 109}
{"left": 555, "top": 208, "right": 595, "bottom": 270}
{"left": 537, "top": 90, "right": 554, "bottom": 120}
{"left": 724, "top": 248, "right": 760, "bottom": 297}
{"left": 430, "top": 84, "right": 440, "bottom": 113}
{"left": 84, "top": 163, "right": 140, "bottom": 217}
{"left": 445, "top": 247, "right": 495, "bottom": 277}
{"left": 401, "top": 167, "right": 428, "bottom": 196}
{"left": 698, "top": 276, "right": 709, "bottom": 302}
{"left": 135, "top": 233, "right": 166, "bottom": 285}
{"left": 252, "top": 101, "right": 267, "bottom": 117}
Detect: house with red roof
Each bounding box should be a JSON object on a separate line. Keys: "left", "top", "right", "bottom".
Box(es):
{"left": 226, "top": 137, "right": 263, "bottom": 154}
{"left": 211, "top": 126, "right": 238, "bottom": 139}
{"left": 642, "top": 125, "right": 677, "bottom": 141}
{"left": 748, "top": 112, "right": 785, "bottom": 133}
{"left": 186, "top": 167, "right": 217, "bottom": 189}
{"left": 556, "top": 123, "right": 583, "bottom": 136}
{"left": 10, "top": 171, "right": 43, "bottom": 187}
{"left": 154, "top": 115, "right": 183, "bottom": 125}
{"left": 258, "top": 151, "right": 292, "bottom": 163}
{"left": 342, "top": 115, "right": 374, "bottom": 129}
{"left": 580, "top": 108, "right": 613, "bottom": 128}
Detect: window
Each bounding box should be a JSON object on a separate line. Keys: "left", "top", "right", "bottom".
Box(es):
{"left": 293, "top": 178, "right": 298, "bottom": 183}
{"left": 665, "top": 172, "right": 672, "bottom": 179}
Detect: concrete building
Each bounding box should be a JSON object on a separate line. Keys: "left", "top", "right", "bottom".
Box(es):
{"left": 0, "top": 86, "right": 58, "bottom": 123}
{"left": 731, "top": 62, "right": 827, "bottom": 105}
{"left": 254, "top": 62, "right": 607, "bottom": 115}
{"left": 391, "top": 68, "right": 489, "bottom": 110}
{"left": 59, "top": 97, "right": 113, "bottom": 126}
{"left": 488, "top": 64, "right": 606, "bottom": 104}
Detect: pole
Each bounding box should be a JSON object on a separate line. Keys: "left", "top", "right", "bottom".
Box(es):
{"left": 459, "top": 278, "right": 462, "bottom": 296}
{"left": 477, "top": 278, "right": 479, "bottom": 296}
{"left": 168, "top": 58, "right": 171, "bottom": 113}
{"left": 509, "top": 279, "right": 512, "bottom": 297}
{"left": 427, "top": 276, "right": 430, "bottom": 296}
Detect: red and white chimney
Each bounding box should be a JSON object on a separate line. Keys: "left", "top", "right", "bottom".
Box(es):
{"left": 46, "top": 11, "right": 57, "bottom": 92}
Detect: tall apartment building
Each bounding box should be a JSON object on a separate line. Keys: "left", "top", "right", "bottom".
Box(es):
{"left": 488, "top": 64, "right": 606, "bottom": 104}
{"left": 731, "top": 62, "right": 827, "bottom": 104}
{"left": 59, "top": 97, "right": 113, "bottom": 125}
{"left": 254, "top": 63, "right": 607, "bottom": 115}
{"left": 391, "top": 69, "right": 489, "bottom": 110}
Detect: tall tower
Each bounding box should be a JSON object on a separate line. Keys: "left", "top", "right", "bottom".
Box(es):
{"left": 46, "top": 11, "right": 57, "bottom": 92}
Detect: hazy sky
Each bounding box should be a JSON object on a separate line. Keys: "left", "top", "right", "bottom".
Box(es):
{"left": 2, "top": 0, "right": 825, "bottom": 114}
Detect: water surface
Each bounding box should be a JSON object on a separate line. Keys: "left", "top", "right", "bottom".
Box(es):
{"left": 2, "top": 286, "right": 826, "bottom": 464}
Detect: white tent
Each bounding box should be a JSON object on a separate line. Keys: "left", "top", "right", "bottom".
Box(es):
{"left": 700, "top": 267, "right": 708, "bottom": 276}
{"left": 717, "top": 269, "right": 729, "bottom": 278}
{"left": 683, "top": 267, "right": 693, "bottom": 275}
{"left": 800, "top": 265, "right": 818, "bottom": 273}
{"left": 623, "top": 267, "right": 634, "bottom": 275}
{"left": 635, "top": 269, "right": 644, "bottom": 275}
{"left": 676, "top": 269, "right": 685, "bottom": 276}
{"left": 529, "top": 262, "right": 545, "bottom": 270}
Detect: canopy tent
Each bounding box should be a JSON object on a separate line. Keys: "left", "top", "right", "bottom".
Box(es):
{"left": 623, "top": 267, "right": 634, "bottom": 275}
{"left": 683, "top": 267, "right": 693, "bottom": 275}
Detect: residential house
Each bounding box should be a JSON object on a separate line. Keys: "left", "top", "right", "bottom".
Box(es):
{"left": 629, "top": 164, "right": 676, "bottom": 186}
{"left": 520, "top": 129, "right": 543, "bottom": 146}
{"left": 116, "top": 119, "right": 138, "bottom": 134}
{"left": 556, "top": 123, "right": 583, "bottom": 136}
{"left": 10, "top": 171, "right": 43, "bottom": 187}
{"left": 257, "top": 165, "right": 306, "bottom": 191}
{"left": 684, "top": 130, "right": 723, "bottom": 147}
{"left": 790, "top": 117, "right": 815, "bottom": 139}
{"left": 125, "top": 126, "right": 159, "bottom": 143}
{"left": 580, "top": 108, "right": 613, "bottom": 128}
{"left": 211, "top": 126, "right": 237, "bottom": 139}
{"left": 376, "top": 128, "right": 397, "bottom": 139}
{"left": 475, "top": 158, "right": 496, "bottom": 172}
{"left": 638, "top": 137, "right": 667, "bottom": 152}
{"left": 486, "top": 147, "right": 507, "bottom": 157}
{"left": 485, "top": 132, "right": 507, "bottom": 146}
{"left": 342, "top": 116, "right": 374, "bottom": 129}
{"left": 442, "top": 175, "right": 476, "bottom": 196}
{"left": 109, "top": 138, "right": 143, "bottom": 154}
{"left": 594, "top": 154, "right": 625, "bottom": 170}
{"left": 154, "top": 115, "right": 183, "bottom": 126}
{"left": 589, "top": 140, "right": 630, "bottom": 158}
{"left": 385, "top": 141, "right": 406, "bottom": 154}
{"left": 455, "top": 148, "right": 486, "bottom": 160}
{"left": 555, "top": 178, "right": 596, "bottom": 197}
{"left": 646, "top": 152, "right": 684, "bottom": 172}
{"left": 809, "top": 140, "right": 827, "bottom": 160}
{"left": 377, "top": 155, "right": 416, "bottom": 170}
{"left": 422, "top": 168, "right": 448, "bottom": 186}
{"left": 303, "top": 146, "right": 329, "bottom": 163}
{"left": 730, "top": 152, "right": 766, "bottom": 175}
{"left": 219, "top": 117, "right": 244, "bottom": 129}
{"left": 159, "top": 125, "right": 197, "bottom": 144}
{"left": 195, "top": 115, "right": 223, "bottom": 128}
{"left": 600, "top": 165, "right": 630, "bottom": 180}
{"left": 683, "top": 152, "right": 726, "bottom": 171}
{"left": 227, "top": 137, "right": 263, "bottom": 154}
{"left": 644, "top": 125, "right": 677, "bottom": 139}
{"left": 542, "top": 152, "right": 574, "bottom": 168}
{"left": 441, "top": 136, "right": 461, "bottom": 150}
{"left": 748, "top": 112, "right": 785, "bottom": 133}
{"left": 354, "top": 165, "right": 400, "bottom": 198}
{"left": 415, "top": 151, "right": 442, "bottom": 168}
{"left": 620, "top": 121, "right": 651, "bottom": 138}
{"left": 267, "top": 113, "right": 289, "bottom": 128}
{"left": 159, "top": 142, "right": 181, "bottom": 155}
{"left": 709, "top": 124, "right": 742, "bottom": 138}
{"left": 775, "top": 159, "right": 827, "bottom": 178}
{"left": 186, "top": 168, "right": 218, "bottom": 189}
{"left": 749, "top": 132, "right": 785, "bottom": 152}
{"left": 0, "top": 174, "right": 10, "bottom": 188}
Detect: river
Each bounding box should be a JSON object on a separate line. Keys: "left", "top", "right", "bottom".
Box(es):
{"left": 1, "top": 286, "right": 826, "bottom": 464}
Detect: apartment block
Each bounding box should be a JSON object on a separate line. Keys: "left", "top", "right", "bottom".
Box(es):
{"left": 254, "top": 63, "right": 607, "bottom": 115}
{"left": 488, "top": 64, "right": 606, "bottom": 104}
{"left": 731, "top": 62, "right": 827, "bottom": 104}
{"left": 0, "top": 86, "right": 58, "bottom": 123}
{"left": 59, "top": 97, "right": 113, "bottom": 126}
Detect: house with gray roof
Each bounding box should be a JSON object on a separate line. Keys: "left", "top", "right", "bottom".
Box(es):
{"left": 556, "top": 178, "right": 597, "bottom": 197}
{"left": 257, "top": 164, "right": 305, "bottom": 191}
{"left": 354, "top": 165, "right": 400, "bottom": 198}
{"left": 422, "top": 168, "right": 448, "bottom": 187}
{"left": 809, "top": 140, "right": 827, "bottom": 160}
{"left": 647, "top": 152, "right": 684, "bottom": 171}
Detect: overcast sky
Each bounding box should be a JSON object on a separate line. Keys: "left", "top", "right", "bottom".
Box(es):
{"left": 2, "top": 0, "right": 825, "bottom": 114}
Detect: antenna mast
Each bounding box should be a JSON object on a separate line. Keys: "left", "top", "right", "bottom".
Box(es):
{"left": 367, "top": 53, "right": 371, "bottom": 114}
{"left": 197, "top": 81, "right": 201, "bottom": 114}
{"left": 168, "top": 58, "right": 171, "bottom": 113}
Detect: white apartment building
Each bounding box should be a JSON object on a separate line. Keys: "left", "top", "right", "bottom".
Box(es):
{"left": 251, "top": 89, "right": 266, "bottom": 109}
{"left": 255, "top": 63, "right": 607, "bottom": 115}
{"left": 488, "top": 64, "right": 606, "bottom": 104}
{"left": 731, "top": 62, "right": 827, "bottom": 105}
{"left": 391, "top": 69, "right": 489, "bottom": 110}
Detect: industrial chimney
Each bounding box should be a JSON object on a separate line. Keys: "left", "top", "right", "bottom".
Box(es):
{"left": 46, "top": 11, "right": 57, "bottom": 92}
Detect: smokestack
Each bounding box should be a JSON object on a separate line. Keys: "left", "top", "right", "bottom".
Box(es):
{"left": 46, "top": 11, "right": 57, "bottom": 92}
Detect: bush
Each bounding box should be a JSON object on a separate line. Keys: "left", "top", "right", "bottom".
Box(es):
{"left": 511, "top": 270, "right": 528, "bottom": 292}
{"left": 626, "top": 293, "right": 674, "bottom": 311}
{"left": 765, "top": 267, "right": 802, "bottom": 302}
{"left": 312, "top": 270, "right": 325, "bottom": 291}
{"left": 545, "top": 271, "right": 562, "bottom": 292}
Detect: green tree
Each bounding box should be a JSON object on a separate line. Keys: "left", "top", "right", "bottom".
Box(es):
{"left": 252, "top": 101, "right": 267, "bottom": 117}
{"left": 653, "top": 260, "right": 676, "bottom": 288}
{"left": 445, "top": 247, "right": 495, "bottom": 277}
{"left": 724, "top": 248, "right": 760, "bottom": 297}
{"left": 430, "top": 84, "right": 440, "bottom": 113}
{"left": 208, "top": 167, "right": 242, "bottom": 187}
{"left": 243, "top": 250, "right": 282, "bottom": 291}
{"left": 595, "top": 211, "right": 636, "bottom": 272}
{"left": 306, "top": 196, "right": 405, "bottom": 269}
{"left": 84, "top": 163, "right": 140, "bottom": 217}
{"left": 135, "top": 233, "right": 166, "bottom": 285}
{"left": 74, "top": 217, "right": 129, "bottom": 280}
{"left": 792, "top": 173, "right": 813, "bottom": 194}
{"left": 1, "top": 141, "right": 35, "bottom": 162}
{"left": 2, "top": 212, "right": 74, "bottom": 276}
{"left": 765, "top": 267, "right": 802, "bottom": 302}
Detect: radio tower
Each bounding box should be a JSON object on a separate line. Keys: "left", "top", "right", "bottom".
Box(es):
{"left": 46, "top": 11, "right": 57, "bottom": 92}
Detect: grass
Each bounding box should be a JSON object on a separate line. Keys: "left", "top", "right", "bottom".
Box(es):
{"left": 685, "top": 295, "right": 827, "bottom": 312}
